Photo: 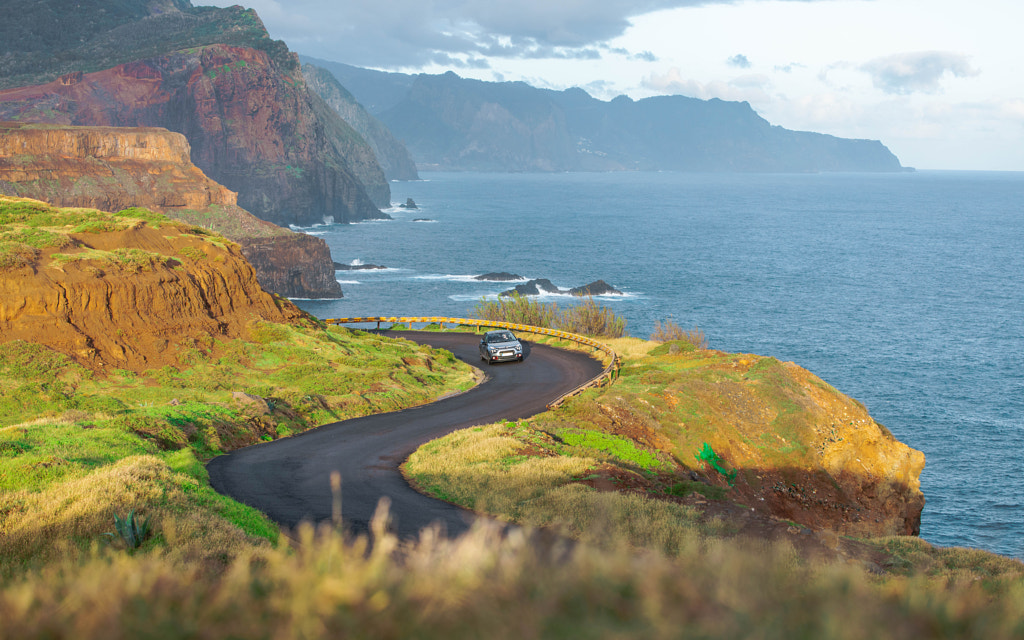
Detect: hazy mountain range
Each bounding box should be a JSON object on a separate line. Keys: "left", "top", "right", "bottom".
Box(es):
{"left": 305, "top": 57, "right": 905, "bottom": 174}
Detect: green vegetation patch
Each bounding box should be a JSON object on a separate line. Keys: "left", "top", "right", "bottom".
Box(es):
{"left": 0, "top": 227, "right": 74, "bottom": 249}
{"left": 558, "top": 428, "right": 668, "bottom": 472}
{"left": 0, "top": 320, "right": 475, "bottom": 573}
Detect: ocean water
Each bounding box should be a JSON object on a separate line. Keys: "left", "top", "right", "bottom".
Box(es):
{"left": 294, "top": 171, "right": 1024, "bottom": 559}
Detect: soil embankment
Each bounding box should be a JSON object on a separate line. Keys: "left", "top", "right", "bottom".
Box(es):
{"left": 0, "top": 196, "right": 305, "bottom": 371}
{"left": 0, "top": 123, "right": 342, "bottom": 298}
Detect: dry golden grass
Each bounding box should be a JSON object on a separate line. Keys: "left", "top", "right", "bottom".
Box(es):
{"left": 2, "top": 507, "right": 1023, "bottom": 639}
{"left": 0, "top": 455, "right": 269, "bottom": 577}
{"left": 405, "top": 423, "right": 720, "bottom": 555}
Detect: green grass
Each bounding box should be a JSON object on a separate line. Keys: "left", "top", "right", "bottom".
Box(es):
{"left": 557, "top": 428, "right": 668, "bottom": 472}
{"left": 0, "top": 316, "right": 475, "bottom": 574}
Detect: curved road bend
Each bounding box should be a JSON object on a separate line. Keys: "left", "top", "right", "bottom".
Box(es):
{"left": 207, "top": 331, "right": 604, "bottom": 540}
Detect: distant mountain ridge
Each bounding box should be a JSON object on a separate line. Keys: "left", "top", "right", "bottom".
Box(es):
{"left": 303, "top": 64, "right": 419, "bottom": 182}
{"left": 311, "top": 59, "right": 904, "bottom": 173}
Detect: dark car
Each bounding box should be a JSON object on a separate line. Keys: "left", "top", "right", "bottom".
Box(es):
{"left": 479, "top": 330, "right": 524, "bottom": 364}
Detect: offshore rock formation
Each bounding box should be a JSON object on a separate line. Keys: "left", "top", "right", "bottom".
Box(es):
{"left": 500, "top": 278, "right": 623, "bottom": 297}
{"left": 0, "top": 123, "right": 341, "bottom": 298}
{"left": 0, "top": 42, "right": 388, "bottom": 228}
{"left": 0, "top": 196, "right": 306, "bottom": 372}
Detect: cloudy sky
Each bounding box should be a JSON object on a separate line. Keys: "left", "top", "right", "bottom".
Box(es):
{"left": 204, "top": 0, "right": 1024, "bottom": 171}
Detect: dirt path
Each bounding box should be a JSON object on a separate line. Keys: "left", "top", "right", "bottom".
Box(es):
{"left": 206, "top": 331, "right": 604, "bottom": 539}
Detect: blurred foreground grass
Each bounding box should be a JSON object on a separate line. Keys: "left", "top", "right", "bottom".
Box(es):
{"left": 2, "top": 507, "right": 1024, "bottom": 639}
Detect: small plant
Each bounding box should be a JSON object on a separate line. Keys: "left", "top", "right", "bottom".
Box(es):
{"left": 694, "top": 442, "right": 737, "bottom": 485}
{"left": 177, "top": 246, "right": 206, "bottom": 261}
{"left": 651, "top": 318, "right": 708, "bottom": 350}
{"left": 105, "top": 509, "right": 153, "bottom": 550}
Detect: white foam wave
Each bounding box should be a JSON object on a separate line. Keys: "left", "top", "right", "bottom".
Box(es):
{"left": 449, "top": 293, "right": 497, "bottom": 302}
{"left": 414, "top": 274, "right": 484, "bottom": 282}
{"left": 335, "top": 280, "right": 361, "bottom": 285}
{"left": 449, "top": 290, "right": 640, "bottom": 303}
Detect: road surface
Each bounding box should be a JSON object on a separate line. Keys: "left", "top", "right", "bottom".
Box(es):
{"left": 206, "top": 331, "right": 604, "bottom": 539}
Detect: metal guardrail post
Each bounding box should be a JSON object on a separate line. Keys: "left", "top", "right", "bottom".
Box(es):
{"left": 324, "top": 316, "right": 620, "bottom": 409}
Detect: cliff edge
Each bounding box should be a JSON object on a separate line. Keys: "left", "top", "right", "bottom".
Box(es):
{"left": 0, "top": 196, "right": 307, "bottom": 372}
{"left": 0, "top": 122, "right": 342, "bottom": 299}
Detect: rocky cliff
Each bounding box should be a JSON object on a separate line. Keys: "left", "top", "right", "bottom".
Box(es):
{"left": 0, "top": 0, "right": 391, "bottom": 225}
{"left": 303, "top": 64, "right": 419, "bottom": 182}
{"left": 0, "top": 195, "right": 306, "bottom": 372}
{"left": 611, "top": 344, "right": 926, "bottom": 537}
{"left": 0, "top": 122, "right": 342, "bottom": 299}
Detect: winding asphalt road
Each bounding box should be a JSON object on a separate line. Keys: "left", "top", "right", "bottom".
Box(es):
{"left": 206, "top": 331, "right": 603, "bottom": 539}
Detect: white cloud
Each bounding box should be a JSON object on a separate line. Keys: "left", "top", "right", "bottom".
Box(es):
{"left": 860, "top": 51, "right": 980, "bottom": 95}
{"left": 205, "top": 0, "right": 847, "bottom": 68}
{"left": 727, "top": 54, "right": 752, "bottom": 68}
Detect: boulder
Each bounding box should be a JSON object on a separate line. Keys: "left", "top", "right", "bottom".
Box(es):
{"left": 500, "top": 278, "right": 562, "bottom": 297}
{"left": 569, "top": 280, "right": 623, "bottom": 296}
{"left": 475, "top": 272, "right": 525, "bottom": 282}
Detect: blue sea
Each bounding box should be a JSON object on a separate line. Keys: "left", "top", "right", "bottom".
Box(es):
{"left": 294, "top": 171, "right": 1024, "bottom": 559}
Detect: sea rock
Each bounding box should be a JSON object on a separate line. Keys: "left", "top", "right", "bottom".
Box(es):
{"left": 569, "top": 280, "right": 623, "bottom": 296}
{"left": 474, "top": 272, "right": 525, "bottom": 282}
{"left": 399, "top": 198, "right": 418, "bottom": 209}
{"left": 500, "top": 278, "right": 562, "bottom": 297}
{"left": 0, "top": 123, "right": 342, "bottom": 299}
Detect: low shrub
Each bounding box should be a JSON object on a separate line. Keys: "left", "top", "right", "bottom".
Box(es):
{"left": 555, "top": 297, "right": 627, "bottom": 338}
{"left": 0, "top": 241, "right": 39, "bottom": 270}
{"left": 651, "top": 318, "right": 707, "bottom": 350}
{"left": 473, "top": 293, "right": 557, "bottom": 328}
{"left": 474, "top": 294, "right": 627, "bottom": 338}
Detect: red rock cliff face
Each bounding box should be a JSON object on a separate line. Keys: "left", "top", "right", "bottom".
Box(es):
{"left": 0, "top": 123, "right": 236, "bottom": 210}
{"left": 0, "top": 45, "right": 388, "bottom": 227}
{"left": 0, "top": 196, "right": 306, "bottom": 372}
{"left": 0, "top": 123, "right": 342, "bottom": 299}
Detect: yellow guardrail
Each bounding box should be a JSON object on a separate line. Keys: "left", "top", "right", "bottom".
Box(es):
{"left": 323, "top": 316, "right": 619, "bottom": 409}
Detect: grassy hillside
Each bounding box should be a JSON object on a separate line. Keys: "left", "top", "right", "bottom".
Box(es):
{"left": 407, "top": 335, "right": 925, "bottom": 540}
{"left": 0, "top": 198, "right": 476, "bottom": 579}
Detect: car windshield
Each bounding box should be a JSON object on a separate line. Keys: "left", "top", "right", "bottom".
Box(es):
{"left": 488, "top": 332, "right": 515, "bottom": 343}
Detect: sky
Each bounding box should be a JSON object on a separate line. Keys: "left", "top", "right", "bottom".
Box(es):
{"left": 203, "top": 0, "right": 1024, "bottom": 171}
